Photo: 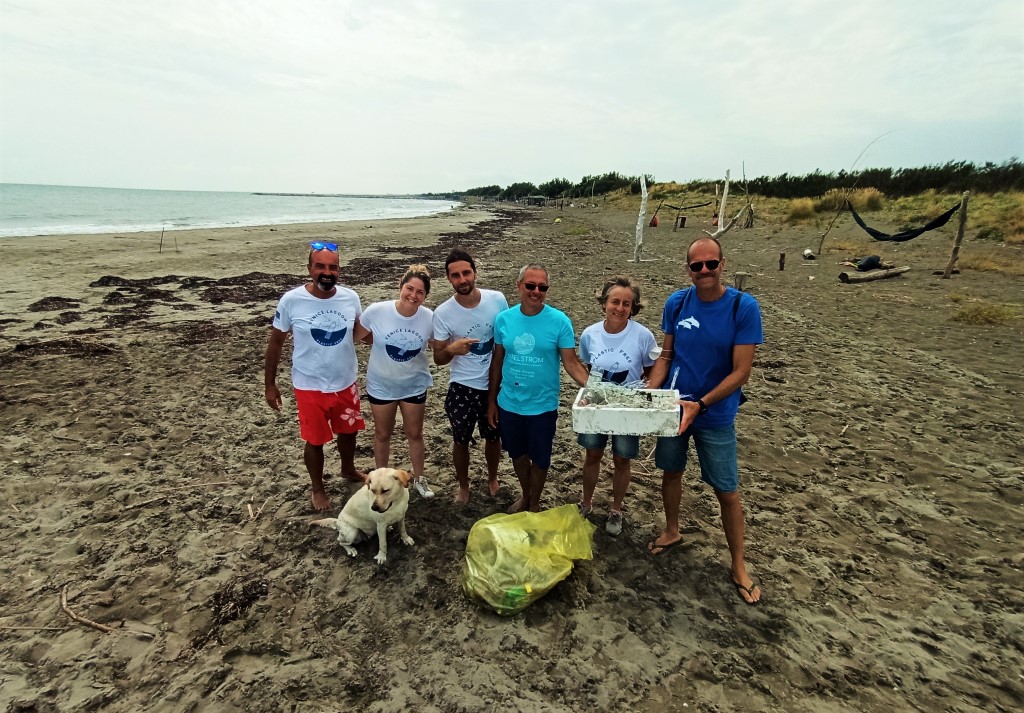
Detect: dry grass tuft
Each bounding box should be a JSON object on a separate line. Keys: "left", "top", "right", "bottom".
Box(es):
{"left": 785, "top": 198, "right": 816, "bottom": 222}
{"left": 959, "top": 247, "right": 1024, "bottom": 277}
{"left": 563, "top": 224, "right": 591, "bottom": 236}
{"left": 814, "top": 187, "right": 885, "bottom": 213}
{"left": 949, "top": 301, "right": 1019, "bottom": 325}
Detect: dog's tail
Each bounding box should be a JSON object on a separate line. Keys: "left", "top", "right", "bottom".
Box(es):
{"left": 309, "top": 517, "right": 339, "bottom": 530}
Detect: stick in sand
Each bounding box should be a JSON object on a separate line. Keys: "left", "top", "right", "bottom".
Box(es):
{"left": 61, "top": 586, "right": 116, "bottom": 634}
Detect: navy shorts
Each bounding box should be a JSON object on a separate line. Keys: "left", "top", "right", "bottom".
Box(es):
{"left": 498, "top": 407, "right": 558, "bottom": 470}
{"left": 445, "top": 382, "right": 500, "bottom": 444}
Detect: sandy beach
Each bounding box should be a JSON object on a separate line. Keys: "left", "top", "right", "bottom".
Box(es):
{"left": 1, "top": 202, "right": 1021, "bottom": 712}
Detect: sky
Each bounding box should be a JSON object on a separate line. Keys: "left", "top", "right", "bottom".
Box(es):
{"left": 1, "top": 0, "right": 1022, "bottom": 194}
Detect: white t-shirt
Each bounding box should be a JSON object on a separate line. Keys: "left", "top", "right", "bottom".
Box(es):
{"left": 361, "top": 300, "right": 434, "bottom": 400}
{"left": 272, "top": 285, "right": 362, "bottom": 392}
{"left": 578, "top": 319, "right": 657, "bottom": 385}
{"left": 432, "top": 289, "right": 509, "bottom": 391}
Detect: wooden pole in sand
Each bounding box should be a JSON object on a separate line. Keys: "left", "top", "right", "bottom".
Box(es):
{"left": 942, "top": 192, "right": 970, "bottom": 279}
{"left": 159, "top": 227, "right": 165, "bottom": 253}
{"left": 633, "top": 175, "right": 648, "bottom": 263}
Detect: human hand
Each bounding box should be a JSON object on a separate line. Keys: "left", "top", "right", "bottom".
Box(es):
{"left": 449, "top": 338, "right": 480, "bottom": 356}
{"left": 486, "top": 402, "right": 499, "bottom": 429}
{"left": 266, "top": 385, "right": 283, "bottom": 411}
{"left": 677, "top": 400, "right": 700, "bottom": 435}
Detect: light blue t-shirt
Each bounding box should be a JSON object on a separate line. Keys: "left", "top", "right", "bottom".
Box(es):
{"left": 494, "top": 304, "right": 576, "bottom": 415}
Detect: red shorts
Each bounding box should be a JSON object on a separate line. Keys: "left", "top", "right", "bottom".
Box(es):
{"left": 294, "top": 384, "right": 366, "bottom": 446}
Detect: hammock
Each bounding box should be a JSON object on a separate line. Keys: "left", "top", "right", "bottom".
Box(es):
{"left": 847, "top": 201, "right": 961, "bottom": 242}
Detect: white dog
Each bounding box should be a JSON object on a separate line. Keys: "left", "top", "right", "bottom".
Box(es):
{"left": 311, "top": 467, "right": 415, "bottom": 564}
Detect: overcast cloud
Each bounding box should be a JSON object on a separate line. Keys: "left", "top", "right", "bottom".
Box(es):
{"left": 1, "top": 0, "right": 1021, "bottom": 193}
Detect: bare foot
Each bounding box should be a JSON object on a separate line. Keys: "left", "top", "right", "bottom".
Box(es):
{"left": 455, "top": 487, "right": 470, "bottom": 505}
{"left": 342, "top": 469, "right": 366, "bottom": 483}
{"left": 487, "top": 477, "right": 499, "bottom": 497}
{"left": 506, "top": 497, "right": 526, "bottom": 514}
{"left": 732, "top": 570, "right": 762, "bottom": 604}
{"left": 311, "top": 489, "right": 332, "bottom": 512}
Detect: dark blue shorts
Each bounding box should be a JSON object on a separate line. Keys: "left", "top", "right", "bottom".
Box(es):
{"left": 498, "top": 407, "right": 558, "bottom": 470}
{"left": 445, "top": 382, "right": 500, "bottom": 444}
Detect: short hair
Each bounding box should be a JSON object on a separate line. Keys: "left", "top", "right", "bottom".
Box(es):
{"left": 597, "top": 276, "right": 643, "bottom": 316}
{"left": 686, "top": 237, "right": 723, "bottom": 262}
{"left": 517, "top": 263, "right": 548, "bottom": 282}
{"left": 444, "top": 249, "right": 476, "bottom": 276}
{"left": 401, "top": 264, "right": 431, "bottom": 295}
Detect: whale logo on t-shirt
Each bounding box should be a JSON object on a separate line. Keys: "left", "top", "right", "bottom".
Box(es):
{"left": 601, "top": 369, "right": 629, "bottom": 384}
{"left": 310, "top": 312, "right": 348, "bottom": 346}
{"left": 469, "top": 337, "right": 495, "bottom": 355}
{"left": 512, "top": 333, "right": 536, "bottom": 355}
{"left": 384, "top": 330, "right": 424, "bottom": 362}
{"left": 677, "top": 316, "right": 700, "bottom": 330}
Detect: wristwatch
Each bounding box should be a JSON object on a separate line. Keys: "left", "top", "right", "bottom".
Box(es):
{"left": 697, "top": 398, "right": 708, "bottom": 415}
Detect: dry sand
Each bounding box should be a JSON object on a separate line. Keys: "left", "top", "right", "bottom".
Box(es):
{"left": 0, "top": 203, "right": 1021, "bottom": 712}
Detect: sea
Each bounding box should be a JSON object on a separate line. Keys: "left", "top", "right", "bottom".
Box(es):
{"left": 0, "top": 183, "right": 457, "bottom": 239}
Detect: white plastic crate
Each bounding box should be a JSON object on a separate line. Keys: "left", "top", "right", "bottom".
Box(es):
{"left": 571, "top": 388, "right": 680, "bottom": 437}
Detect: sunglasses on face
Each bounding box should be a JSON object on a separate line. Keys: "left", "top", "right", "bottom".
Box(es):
{"left": 523, "top": 282, "right": 549, "bottom": 292}
{"left": 310, "top": 241, "right": 338, "bottom": 252}
{"left": 688, "top": 259, "right": 721, "bottom": 272}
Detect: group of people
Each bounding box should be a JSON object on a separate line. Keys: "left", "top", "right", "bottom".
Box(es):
{"left": 265, "top": 237, "right": 763, "bottom": 603}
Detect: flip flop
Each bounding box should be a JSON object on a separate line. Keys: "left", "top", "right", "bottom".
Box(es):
{"left": 647, "top": 537, "right": 683, "bottom": 557}
{"left": 733, "top": 579, "right": 762, "bottom": 605}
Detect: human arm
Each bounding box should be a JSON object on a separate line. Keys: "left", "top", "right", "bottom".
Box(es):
{"left": 264, "top": 327, "right": 288, "bottom": 410}
{"left": 486, "top": 343, "right": 504, "bottom": 428}
{"left": 676, "top": 343, "right": 756, "bottom": 434}
{"left": 559, "top": 347, "right": 590, "bottom": 387}
{"left": 353, "top": 317, "right": 372, "bottom": 345}
{"left": 646, "top": 333, "right": 675, "bottom": 389}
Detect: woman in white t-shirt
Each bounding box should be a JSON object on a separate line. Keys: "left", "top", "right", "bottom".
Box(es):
{"left": 355, "top": 265, "right": 436, "bottom": 498}
{"left": 577, "top": 276, "right": 658, "bottom": 536}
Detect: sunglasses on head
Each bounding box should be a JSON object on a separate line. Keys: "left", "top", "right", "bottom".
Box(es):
{"left": 688, "top": 259, "right": 721, "bottom": 272}
{"left": 523, "top": 282, "right": 549, "bottom": 292}
{"left": 310, "top": 241, "right": 338, "bottom": 252}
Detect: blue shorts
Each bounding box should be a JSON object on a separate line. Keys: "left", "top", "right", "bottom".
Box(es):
{"left": 498, "top": 408, "right": 558, "bottom": 470}
{"left": 576, "top": 432, "right": 640, "bottom": 459}
{"left": 654, "top": 424, "right": 738, "bottom": 493}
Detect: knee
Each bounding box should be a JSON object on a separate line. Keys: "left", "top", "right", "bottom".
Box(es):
{"left": 583, "top": 449, "right": 603, "bottom": 467}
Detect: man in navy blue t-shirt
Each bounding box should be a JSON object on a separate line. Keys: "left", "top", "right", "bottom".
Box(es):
{"left": 647, "top": 237, "right": 764, "bottom": 604}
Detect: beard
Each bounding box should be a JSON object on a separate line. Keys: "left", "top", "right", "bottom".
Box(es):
{"left": 454, "top": 281, "right": 475, "bottom": 295}
{"left": 316, "top": 274, "right": 337, "bottom": 291}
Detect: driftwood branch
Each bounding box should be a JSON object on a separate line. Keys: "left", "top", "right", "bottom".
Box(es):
{"left": 633, "top": 175, "right": 648, "bottom": 263}
{"left": 942, "top": 192, "right": 970, "bottom": 279}
{"left": 838, "top": 266, "right": 910, "bottom": 283}
{"left": 703, "top": 171, "right": 732, "bottom": 239}
{"left": 61, "top": 586, "right": 116, "bottom": 634}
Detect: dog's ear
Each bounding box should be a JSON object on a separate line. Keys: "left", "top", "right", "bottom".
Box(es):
{"left": 395, "top": 469, "right": 412, "bottom": 488}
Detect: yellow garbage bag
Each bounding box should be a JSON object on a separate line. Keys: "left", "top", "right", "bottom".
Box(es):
{"left": 462, "top": 504, "right": 596, "bottom": 615}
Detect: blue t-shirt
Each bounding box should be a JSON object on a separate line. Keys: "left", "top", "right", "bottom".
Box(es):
{"left": 494, "top": 304, "right": 576, "bottom": 415}
{"left": 660, "top": 286, "right": 763, "bottom": 428}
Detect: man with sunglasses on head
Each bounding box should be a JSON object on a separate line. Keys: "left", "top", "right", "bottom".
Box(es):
{"left": 487, "top": 263, "right": 589, "bottom": 513}
{"left": 265, "top": 241, "right": 366, "bottom": 512}
{"left": 646, "top": 237, "right": 765, "bottom": 605}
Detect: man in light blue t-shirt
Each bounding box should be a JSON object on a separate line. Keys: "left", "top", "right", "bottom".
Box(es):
{"left": 487, "top": 263, "right": 589, "bottom": 513}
